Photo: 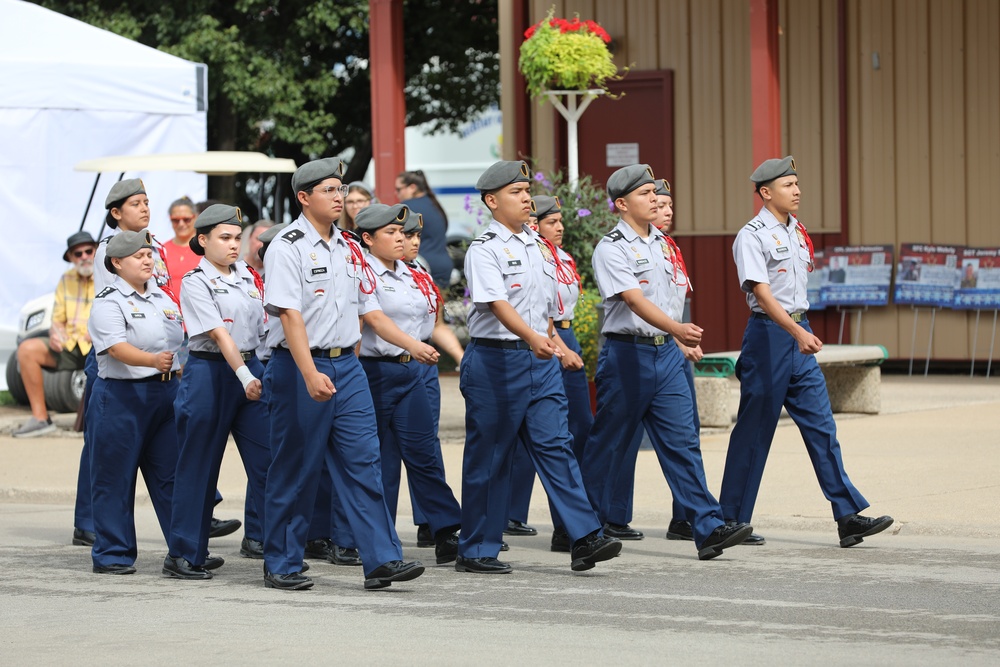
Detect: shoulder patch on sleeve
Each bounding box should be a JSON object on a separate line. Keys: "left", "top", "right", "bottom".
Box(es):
{"left": 604, "top": 230, "right": 625, "bottom": 242}
{"left": 744, "top": 218, "right": 767, "bottom": 232}
{"left": 471, "top": 231, "right": 497, "bottom": 245}
{"left": 281, "top": 229, "right": 305, "bottom": 244}
{"left": 96, "top": 286, "right": 115, "bottom": 298}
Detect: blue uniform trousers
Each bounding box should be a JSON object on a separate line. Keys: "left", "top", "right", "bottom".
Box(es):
{"left": 89, "top": 377, "right": 177, "bottom": 568}
{"left": 719, "top": 317, "right": 869, "bottom": 523}
{"left": 506, "top": 326, "right": 596, "bottom": 530}
{"left": 403, "top": 362, "right": 446, "bottom": 527}
{"left": 168, "top": 356, "right": 271, "bottom": 565}
{"left": 307, "top": 462, "right": 356, "bottom": 547}
{"left": 581, "top": 339, "right": 724, "bottom": 545}
{"left": 75, "top": 348, "right": 98, "bottom": 533}
{"left": 459, "top": 342, "right": 600, "bottom": 558}
{"left": 610, "top": 358, "right": 696, "bottom": 525}
{"left": 362, "top": 358, "right": 461, "bottom": 534}
{"left": 262, "top": 349, "right": 401, "bottom": 577}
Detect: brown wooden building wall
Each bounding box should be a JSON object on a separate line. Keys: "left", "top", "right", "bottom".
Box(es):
{"left": 502, "top": 0, "right": 1000, "bottom": 359}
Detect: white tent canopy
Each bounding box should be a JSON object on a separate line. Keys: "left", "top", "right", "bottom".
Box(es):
{"left": 0, "top": 0, "right": 208, "bottom": 330}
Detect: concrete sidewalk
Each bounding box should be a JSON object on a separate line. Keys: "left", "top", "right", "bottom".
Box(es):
{"left": 2, "top": 373, "right": 999, "bottom": 539}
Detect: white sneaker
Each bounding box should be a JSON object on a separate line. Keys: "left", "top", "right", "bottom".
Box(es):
{"left": 12, "top": 417, "right": 57, "bottom": 438}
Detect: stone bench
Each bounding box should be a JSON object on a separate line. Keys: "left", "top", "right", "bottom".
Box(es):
{"left": 694, "top": 344, "right": 889, "bottom": 428}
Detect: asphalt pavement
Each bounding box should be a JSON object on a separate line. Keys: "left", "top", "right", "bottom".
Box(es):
{"left": 1, "top": 373, "right": 999, "bottom": 664}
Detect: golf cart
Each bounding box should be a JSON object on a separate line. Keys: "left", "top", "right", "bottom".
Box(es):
{"left": 4, "top": 151, "right": 297, "bottom": 414}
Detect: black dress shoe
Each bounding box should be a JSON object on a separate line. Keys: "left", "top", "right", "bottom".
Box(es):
{"left": 455, "top": 556, "right": 512, "bottom": 574}
{"left": 240, "top": 537, "right": 264, "bottom": 559}
{"left": 162, "top": 555, "right": 213, "bottom": 580}
{"left": 838, "top": 514, "right": 894, "bottom": 547}
{"left": 434, "top": 529, "right": 459, "bottom": 564}
{"left": 504, "top": 520, "right": 538, "bottom": 536}
{"left": 665, "top": 519, "right": 694, "bottom": 541}
{"left": 364, "top": 560, "right": 425, "bottom": 590}
{"left": 331, "top": 545, "right": 362, "bottom": 566}
{"left": 724, "top": 519, "right": 766, "bottom": 545}
{"left": 304, "top": 538, "right": 334, "bottom": 560}
{"left": 550, "top": 528, "right": 571, "bottom": 553}
{"left": 698, "top": 522, "right": 753, "bottom": 560}
{"left": 416, "top": 524, "right": 434, "bottom": 548}
{"left": 263, "top": 564, "right": 313, "bottom": 590}
{"left": 209, "top": 516, "right": 242, "bottom": 539}
{"left": 500, "top": 540, "right": 510, "bottom": 552}
{"left": 571, "top": 532, "right": 622, "bottom": 572}
{"left": 73, "top": 528, "right": 96, "bottom": 547}
{"left": 604, "top": 522, "right": 644, "bottom": 540}
{"left": 203, "top": 555, "right": 224, "bottom": 570}
{"left": 93, "top": 563, "right": 136, "bottom": 575}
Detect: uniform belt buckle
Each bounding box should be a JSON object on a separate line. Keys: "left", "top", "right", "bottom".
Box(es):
{"left": 160, "top": 371, "right": 172, "bottom": 382}
{"left": 398, "top": 354, "right": 411, "bottom": 363}
{"left": 240, "top": 351, "right": 253, "bottom": 361}
{"left": 653, "top": 335, "right": 666, "bottom": 346}
{"left": 328, "top": 348, "right": 343, "bottom": 358}
{"left": 556, "top": 320, "right": 571, "bottom": 329}
{"left": 790, "top": 313, "right": 803, "bottom": 322}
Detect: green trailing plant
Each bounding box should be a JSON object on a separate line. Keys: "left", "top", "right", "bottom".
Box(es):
{"left": 518, "top": 8, "right": 618, "bottom": 98}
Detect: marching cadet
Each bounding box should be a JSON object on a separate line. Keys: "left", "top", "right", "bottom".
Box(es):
{"left": 458, "top": 160, "right": 621, "bottom": 574}
{"left": 505, "top": 195, "right": 594, "bottom": 552}
{"left": 164, "top": 204, "right": 271, "bottom": 580}
{"left": 87, "top": 230, "right": 184, "bottom": 574}
{"left": 719, "top": 157, "right": 894, "bottom": 547}
{"left": 580, "top": 164, "right": 752, "bottom": 560}
{"left": 354, "top": 203, "right": 462, "bottom": 565}
{"left": 261, "top": 158, "right": 423, "bottom": 591}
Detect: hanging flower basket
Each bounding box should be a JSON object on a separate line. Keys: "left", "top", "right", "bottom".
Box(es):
{"left": 518, "top": 9, "right": 620, "bottom": 99}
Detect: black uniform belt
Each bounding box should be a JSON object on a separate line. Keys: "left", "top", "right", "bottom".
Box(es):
{"left": 752, "top": 311, "right": 806, "bottom": 323}
{"left": 190, "top": 350, "right": 256, "bottom": 362}
{"left": 554, "top": 320, "right": 573, "bottom": 329}
{"left": 310, "top": 347, "right": 353, "bottom": 358}
{"left": 605, "top": 332, "right": 672, "bottom": 346}
{"left": 472, "top": 337, "right": 531, "bottom": 350}
{"left": 121, "top": 371, "right": 178, "bottom": 383}
{"left": 361, "top": 354, "right": 412, "bottom": 363}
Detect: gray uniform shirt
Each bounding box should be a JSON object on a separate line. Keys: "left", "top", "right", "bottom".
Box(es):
{"left": 262, "top": 215, "right": 372, "bottom": 350}
{"left": 591, "top": 219, "right": 674, "bottom": 336}
{"left": 732, "top": 207, "right": 812, "bottom": 313}
{"left": 181, "top": 258, "right": 265, "bottom": 354}
{"left": 464, "top": 220, "right": 557, "bottom": 340}
{"left": 360, "top": 259, "right": 432, "bottom": 357}
{"left": 89, "top": 277, "right": 184, "bottom": 379}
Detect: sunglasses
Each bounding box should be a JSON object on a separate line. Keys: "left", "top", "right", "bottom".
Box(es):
{"left": 73, "top": 247, "right": 95, "bottom": 258}
{"left": 170, "top": 216, "right": 194, "bottom": 224}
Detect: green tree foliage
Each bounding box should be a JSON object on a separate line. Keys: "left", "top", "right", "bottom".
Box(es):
{"left": 34, "top": 1, "right": 499, "bottom": 207}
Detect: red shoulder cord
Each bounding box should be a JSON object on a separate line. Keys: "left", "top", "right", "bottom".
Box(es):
{"left": 154, "top": 243, "right": 181, "bottom": 306}
{"left": 795, "top": 219, "right": 816, "bottom": 273}
{"left": 341, "top": 230, "right": 377, "bottom": 294}
{"left": 538, "top": 237, "right": 578, "bottom": 317}
{"left": 245, "top": 264, "right": 267, "bottom": 323}
{"left": 663, "top": 235, "right": 692, "bottom": 295}
{"left": 406, "top": 262, "right": 442, "bottom": 314}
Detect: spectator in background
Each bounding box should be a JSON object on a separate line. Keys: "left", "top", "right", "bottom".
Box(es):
{"left": 163, "top": 197, "right": 201, "bottom": 295}
{"left": 241, "top": 219, "right": 275, "bottom": 273}
{"left": 13, "top": 231, "right": 98, "bottom": 437}
{"left": 339, "top": 182, "right": 374, "bottom": 232}
{"left": 395, "top": 170, "right": 452, "bottom": 292}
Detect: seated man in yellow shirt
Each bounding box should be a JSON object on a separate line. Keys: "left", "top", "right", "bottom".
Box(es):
{"left": 13, "top": 232, "right": 97, "bottom": 438}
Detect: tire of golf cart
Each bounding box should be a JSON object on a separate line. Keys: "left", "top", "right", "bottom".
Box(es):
{"left": 5, "top": 350, "right": 29, "bottom": 405}
{"left": 43, "top": 368, "right": 86, "bottom": 414}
